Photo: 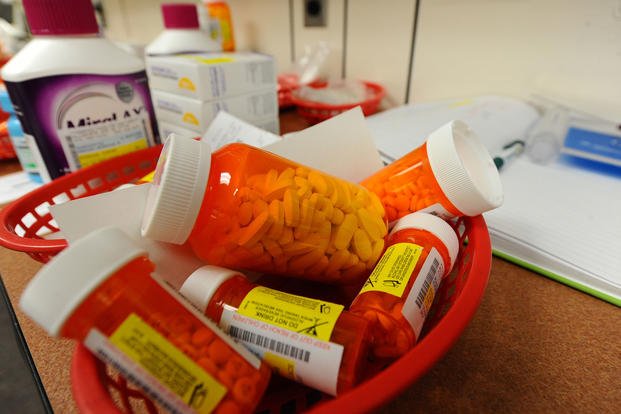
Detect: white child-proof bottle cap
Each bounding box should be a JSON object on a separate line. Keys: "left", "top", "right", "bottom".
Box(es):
{"left": 141, "top": 134, "right": 212, "bottom": 244}
{"left": 20, "top": 227, "right": 146, "bottom": 336}
{"left": 179, "top": 265, "right": 242, "bottom": 312}
{"left": 390, "top": 212, "right": 460, "bottom": 271}
{"left": 426, "top": 120, "right": 503, "bottom": 216}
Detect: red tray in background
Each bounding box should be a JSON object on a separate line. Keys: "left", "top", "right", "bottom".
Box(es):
{"left": 290, "top": 81, "right": 385, "bottom": 124}
{"left": 0, "top": 145, "right": 491, "bottom": 413}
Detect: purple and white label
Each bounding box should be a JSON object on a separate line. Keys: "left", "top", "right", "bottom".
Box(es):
{"left": 5, "top": 72, "right": 160, "bottom": 180}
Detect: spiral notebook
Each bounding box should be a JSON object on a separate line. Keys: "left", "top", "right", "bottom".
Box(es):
{"left": 366, "top": 96, "right": 621, "bottom": 306}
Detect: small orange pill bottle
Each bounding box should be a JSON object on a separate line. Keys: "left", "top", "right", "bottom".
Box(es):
{"left": 20, "top": 227, "right": 271, "bottom": 414}
{"left": 361, "top": 120, "right": 503, "bottom": 223}
{"left": 179, "top": 265, "right": 371, "bottom": 396}
{"left": 204, "top": 0, "right": 235, "bottom": 51}
{"left": 142, "top": 134, "right": 387, "bottom": 284}
{"left": 349, "top": 212, "right": 459, "bottom": 359}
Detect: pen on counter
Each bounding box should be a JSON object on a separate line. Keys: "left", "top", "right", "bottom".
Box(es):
{"left": 493, "top": 139, "right": 525, "bottom": 170}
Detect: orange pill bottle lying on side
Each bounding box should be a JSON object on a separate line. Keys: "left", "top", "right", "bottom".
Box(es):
{"left": 20, "top": 227, "right": 271, "bottom": 414}
{"left": 361, "top": 120, "right": 503, "bottom": 223}
{"left": 179, "top": 265, "right": 371, "bottom": 396}
{"left": 349, "top": 212, "right": 459, "bottom": 359}
{"left": 142, "top": 134, "right": 387, "bottom": 285}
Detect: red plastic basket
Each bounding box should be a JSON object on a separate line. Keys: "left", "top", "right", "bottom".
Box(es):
{"left": 290, "top": 81, "right": 385, "bottom": 124}
{"left": 0, "top": 145, "right": 162, "bottom": 262}
{"left": 0, "top": 145, "right": 491, "bottom": 413}
{"left": 277, "top": 73, "right": 301, "bottom": 109}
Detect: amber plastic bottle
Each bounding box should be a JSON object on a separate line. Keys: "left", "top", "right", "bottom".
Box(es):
{"left": 20, "top": 227, "right": 271, "bottom": 414}
{"left": 204, "top": 0, "right": 235, "bottom": 51}
{"left": 350, "top": 212, "right": 459, "bottom": 359}
{"left": 141, "top": 134, "right": 387, "bottom": 284}
{"left": 180, "top": 265, "right": 371, "bottom": 396}
{"left": 361, "top": 120, "right": 503, "bottom": 223}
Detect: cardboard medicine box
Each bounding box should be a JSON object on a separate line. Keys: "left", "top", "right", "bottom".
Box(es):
{"left": 157, "top": 121, "right": 200, "bottom": 140}
{"left": 146, "top": 52, "right": 276, "bottom": 100}
{"left": 152, "top": 89, "right": 279, "bottom": 134}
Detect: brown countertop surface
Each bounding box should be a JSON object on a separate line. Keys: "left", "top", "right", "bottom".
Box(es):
{"left": 1, "top": 110, "right": 620, "bottom": 413}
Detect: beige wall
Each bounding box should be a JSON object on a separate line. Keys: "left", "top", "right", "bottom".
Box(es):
{"left": 102, "top": 0, "right": 621, "bottom": 109}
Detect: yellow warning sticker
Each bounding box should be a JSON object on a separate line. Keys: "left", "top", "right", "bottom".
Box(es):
{"left": 110, "top": 314, "right": 227, "bottom": 414}
{"left": 359, "top": 242, "right": 423, "bottom": 297}
{"left": 264, "top": 352, "right": 296, "bottom": 380}
{"left": 78, "top": 139, "right": 148, "bottom": 168}
{"left": 237, "top": 287, "right": 344, "bottom": 341}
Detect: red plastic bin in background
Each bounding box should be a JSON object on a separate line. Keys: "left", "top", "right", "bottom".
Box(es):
{"left": 0, "top": 145, "right": 491, "bottom": 413}
{"left": 290, "top": 81, "right": 385, "bottom": 124}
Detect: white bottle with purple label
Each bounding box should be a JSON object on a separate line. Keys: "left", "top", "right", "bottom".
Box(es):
{"left": 1, "top": 0, "right": 160, "bottom": 181}
{"left": 146, "top": 3, "right": 221, "bottom": 56}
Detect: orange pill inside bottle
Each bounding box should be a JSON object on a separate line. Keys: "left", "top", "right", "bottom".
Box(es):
{"left": 180, "top": 265, "right": 372, "bottom": 396}
{"left": 361, "top": 120, "right": 503, "bottom": 223}
{"left": 142, "top": 134, "right": 387, "bottom": 285}
{"left": 349, "top": 212, "right": 459, "bottom": 359}
{"left": 20, "top": 227, "right": 271, "bottom": 414}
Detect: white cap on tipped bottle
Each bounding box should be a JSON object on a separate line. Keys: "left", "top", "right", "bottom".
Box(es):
{"left": 426, "top": 120, "right": 503, "bottom": 216}
{"left": 20, "top": 227, "right": 146, "bottom": 336}
{"left": 390, "top": 212, "right": 459, "bottom": 270}
{"left": 179, "top": 265, "right": 242, "bottom": 312}
{"left": 141, "top": 134, "right": 212, "bottom": 244}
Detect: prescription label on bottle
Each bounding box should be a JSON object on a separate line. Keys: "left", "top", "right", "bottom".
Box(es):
{"left": 221, "top": 306, "right": 344, "bottom": 396}
{"left": 359, "top": 242, "right": 423, "bottom": 298}
{"left": 109, "top": 313, "right": 227, "bottom": 414}
{"left": 238, "top": 286, "right": 344, "bottom": 341}
{"left": 85, "top": 329, "right": 196, "bottom": 414}
{"left": 401, "top": 248, "right": 444, "bottom": 337}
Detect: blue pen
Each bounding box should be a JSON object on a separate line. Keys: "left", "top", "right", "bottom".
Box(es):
{"left": 494, "top": 140, "right": 525, "bottom": 170}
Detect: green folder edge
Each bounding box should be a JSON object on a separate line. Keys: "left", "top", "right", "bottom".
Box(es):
{"left": 492, "top": 249, "right": 621, "bottom": 308}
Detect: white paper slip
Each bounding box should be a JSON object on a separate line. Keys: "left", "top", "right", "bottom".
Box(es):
{"left": 50, "top": 185, "right": 203, "bottom": 289}
{"left": 265, "top": 107, "right": 385, "bottom": 183}
{"left": 201, "top": 111, "right": 281, "bottom": 151}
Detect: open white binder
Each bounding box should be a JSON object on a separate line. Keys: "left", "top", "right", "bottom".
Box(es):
{"left": 366, "top": 96, "right": 621, "bottom": 306}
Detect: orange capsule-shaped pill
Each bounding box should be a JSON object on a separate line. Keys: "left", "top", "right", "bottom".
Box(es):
{"left": 237, "top": 202, "right": 253, "bottom": 226}
{"left": 232, "top": 376, "right": 258, "bottom": 406}
{"left": 238, "top": 210, "right": 273, "bottom": 247}
{"left": 332, "top": 213, "right": 357, "bottom": 250}
{"left": 252, "top": 199, "right": 268, "bottom": 219}
{"left": 208, "top": 340, "right": 232, "bottom": 366}
{"left": 283, "top": 188, "right": 300, "bottom": 227}
{"left": 191, "top": 327, "right": 214, "bottom": 347}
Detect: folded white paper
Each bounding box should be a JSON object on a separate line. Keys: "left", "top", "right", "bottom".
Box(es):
{"left": 265, "top": 107, "right": 384, "bottom": 182}
{"left": 50, "top": 185, "right": 203, "bottom": 289}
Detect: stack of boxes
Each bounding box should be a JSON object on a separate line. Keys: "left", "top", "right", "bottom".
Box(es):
{"left": 146, "top": 52, "right": 279, "bottom": 139}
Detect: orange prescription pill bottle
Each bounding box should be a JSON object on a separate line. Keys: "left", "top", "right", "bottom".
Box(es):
{"left": 179, "top": 265, "right": 372, "bottom": 396}
{"left": 349, "top": 212, "right": 459, "bottom": 359}
{"left": 141, "top": 134, "right": 388, "bottom": 284}
{"left": 204, "top": 0, "right": 235, "bottom": 51}
{"left": 20, "top": 227, "right": 271, "bottom": 414}
{"left": 361, "top": 120, "right": 503, "bottom": 223}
